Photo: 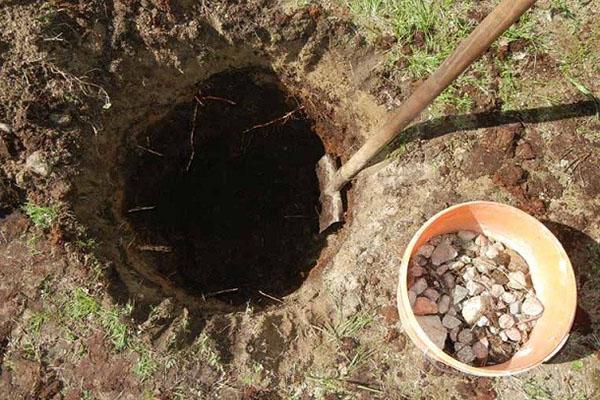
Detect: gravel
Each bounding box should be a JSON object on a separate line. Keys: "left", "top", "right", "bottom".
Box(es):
{"left": 410, "top": 231, "right": 544, "bottom": 366}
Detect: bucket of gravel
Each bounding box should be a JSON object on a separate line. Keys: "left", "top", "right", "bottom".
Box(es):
{"left": 397, "top": 201, "right": 576, "bottom": 376}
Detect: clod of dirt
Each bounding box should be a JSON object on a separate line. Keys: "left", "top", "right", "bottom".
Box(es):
{"left": 409, "top": 231, "right": 543, "bottom": 366}
{"left": 122, "top": 68, "right": 326, "bottom": 306}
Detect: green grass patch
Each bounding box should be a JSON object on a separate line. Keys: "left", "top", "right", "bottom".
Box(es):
{"left": 63, "top": 288, "right": 132, "bottom": 351}
{"left": 22, "top": 202, "right": 58, "bottom": 229}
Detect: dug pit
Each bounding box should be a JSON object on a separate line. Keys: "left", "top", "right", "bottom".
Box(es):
{"left": 120, "top": 68, "right": 328, "bottom": 306}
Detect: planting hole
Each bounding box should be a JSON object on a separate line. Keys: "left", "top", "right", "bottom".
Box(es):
{"left": 123, "top": 68, "right": 326, "bottom": 305}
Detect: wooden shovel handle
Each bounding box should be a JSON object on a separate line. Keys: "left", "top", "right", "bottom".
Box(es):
{"left": 333, "top": 0, "right": 537, "bottom": 190}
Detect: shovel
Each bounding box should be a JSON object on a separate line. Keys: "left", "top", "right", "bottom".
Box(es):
{"left": 317, "top": 0, "right": 537, "bottom": 232}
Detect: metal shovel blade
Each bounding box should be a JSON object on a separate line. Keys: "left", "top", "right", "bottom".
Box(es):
{"left": 316, "top": 154, "right": 344, "bottom": 232}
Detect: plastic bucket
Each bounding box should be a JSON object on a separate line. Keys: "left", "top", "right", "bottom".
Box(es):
{"left": 397, "top": 201, "right": 577, "bottom": 376}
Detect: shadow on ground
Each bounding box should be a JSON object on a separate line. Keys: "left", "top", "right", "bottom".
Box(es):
{"left": 373, "top": 99, "right": 598, "bottom": 163}
{"left": 542, "top": 221, "right": 600, "bottom": 363}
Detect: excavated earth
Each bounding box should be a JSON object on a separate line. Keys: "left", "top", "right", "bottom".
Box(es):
{"left": 0, "top": 1, "right": 599, "bottom": 399}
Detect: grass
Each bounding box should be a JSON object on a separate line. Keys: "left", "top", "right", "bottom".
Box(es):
{"left": 62, "top": 288, "right": 132, "bottom": 351}
{"left": 195, "top": 333, "right": 225, "bottom": 373}
{"left": 133, "top": 346, "right": 159, "bottom": 380}
{"left": 22, "top": 202, "right": 58, "bottom": 229}
{"left": 343, "top": 0, "right": 547, "bottom": 113}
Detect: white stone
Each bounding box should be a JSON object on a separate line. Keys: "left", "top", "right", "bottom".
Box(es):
{"left": 485, "top": 246, "right": 500, "bottom": 259}
{"left": 476, "top": 316, "right": 489, "bottom": 327}
{"left": 452, "top": 285, "right": 469, "bottom": 304}
{"left": 466, "top": 280, "right": 485, "bottom": 296}
{"left": 449, "top": 261, "right": 465, "bottom": 271}
{"left": 462, "top": 266, "right": 477, "bottom": 281}
{"left": 457, "top": 230, "right": 478, "bottom": 241}
{"left": 411, "top": 277, "right": 428, "bottom": 295}
{"left": 500, "top": 331, "right": 508, "bottom": 342}
{"left": 416, "top": 316, "right": 447, "bottom": 350}
{"left": 508, "top": 271, "right": 527, "bottom": 289}
{"left": 506, "top": 327, "right": 522, "bottom": 342}
{"left": 461, "top": 296, "right": 489, "bottom": 325}
{"left": 522, "top": 296, "right": 544, "bottom": 316}
{"left": 509, "top": 301, "right": 521, "bottom": 315}
{"left": 490, "top": 284, "right": 505, "bottom": 298}
{"left": 501, "top": 292, "right": 517, "bottom": 304}
{"left": 473, "top": 257, "right": 495, "bottom": 274}
{"left": 498, "top": 314, "right": 515, "bottom": 329}
{"left": 417, "top": 244, "right": 435, "bottom": 258}
{"left": 431, "top": 241, "right": 458, "bottom": 266}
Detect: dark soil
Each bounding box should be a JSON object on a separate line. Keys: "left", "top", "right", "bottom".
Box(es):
{"left": 123, "top": 68, "right": 326, "bottom": 305}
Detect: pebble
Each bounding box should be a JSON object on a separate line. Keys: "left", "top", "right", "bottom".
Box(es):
{"left": 498, "top": 314, "right": 515, "bottom": 329}
{"left": 411, "top": 278, "right": 428, "bottom": 295}
{"left": 458, "top": 329, "right": 474, "bottom": 344}
{"left": 462, "top": 295, "right": 489, "bottom": 325}
{"left": 452, "top": 285, "right": 469, "bottom": 304}
{"left": 416, "top": 316, "right": 447, "bottom": 350}
{"left": 413, "top": 297, "right": 438, "bottom": 315}
{"left": 475, "top": 234, "right": 489, "bottom": 247}
{"left": 494, "top": 252, "right": 511, "bottom": 266}
{"left": 472, "top": 341, "right": 489, "bottom": 359}
{"left": 490, "top": 284, "right": 505, "bottom": 298}
{"left": 25, "top": 151, "right": 51, "bottom": 177}
{"left": 442, "top": 273, "right": 455, "bottom": 289}
{"left": 442, "top": 314, "right": 462, "bottom": 330}
{"left": 417, "top": 244, "right": 435, "bottom": 258}
{"left": 410, "top": 265, "right": 425, "bottom": 277}
{"left": 437, "top": 295, "right": 451, "bottom": 314}
{"left": 408, "top": 290, "right": 417, "bottom": 306}
{"left": 466, "top": 281, "right": 485, "bottom": 296}
{"left": 507, "top": 249, "right": 529, "bottom": 273}
{"left": 456, "top": 344, "right": 476, "bottom": 363}
{"left": 436, "top": 264, "right": 449, "bottom": 275}
{"left": 462, "top": 266, "right": 477, "bottom": 281}
{"left": 508, "top": 271, "right": 527, "bottom": 289}
{"left": 450, "top": 327, "right": 460, "bottom": 342}
{"left": 485, "top": 246, "right": 500, "bottom": 259}
{"left": 506, "top": 327, "right": 522, "bottom": 342}
{"left": 449, "top": 261, "right": 464, "bottom": 271}
{"left": 423, "top": 288, "right": 440, "bottom": 302}
{"left": 491, "top": 269, "right": 509, "bottom": 285}
{"left": 509, "top": 301, "right": 521, "bottom": 315}
{"left": 458, "top": 230, "right": 478, "bottom": 241}
{"left": 431, "top": 241, "right": 458, "bottom": 266}
{"left": 501, "top": 292, "right": 517, "bottom": 304}
{"left": 522, "top": 296, "right": 543, "bottom": 316}
{"left": 411, "top": 231, "right": 542, "bottom": 367}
